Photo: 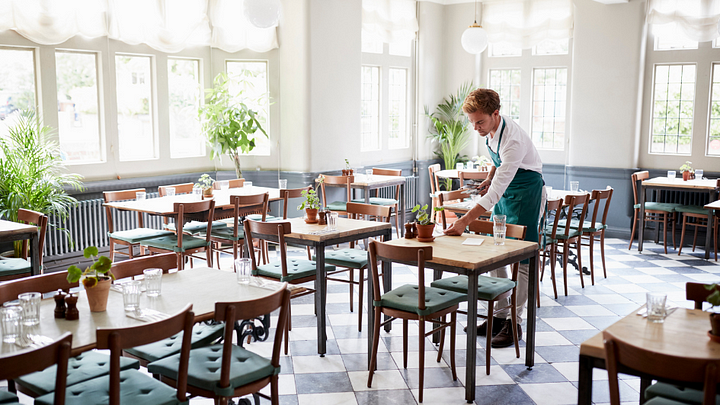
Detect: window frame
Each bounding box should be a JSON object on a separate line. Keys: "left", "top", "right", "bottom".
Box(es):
{"left": 0, "top": 44, "right": 40, "bottom": 138}
{"left": 647, "top": 62, "right": 697, "bottom": 156}
{"left": 167, "top": 56, "right": 205, "bottom": 160}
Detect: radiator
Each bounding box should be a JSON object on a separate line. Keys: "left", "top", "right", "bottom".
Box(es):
{"left": 374, "top": 176, "right": 418, "bottom": 211}
{"left": 652, "top": 189, "right": 712, "bottom": 206}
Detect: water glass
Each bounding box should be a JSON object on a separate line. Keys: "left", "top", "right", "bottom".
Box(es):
{"left": 365, "top": 169, "right": 373, "bottom": 180}
{"left": 569, "top": 181, "right": 579, "bottom": 193}
{"left": 165, "top": 187, "right": 176, "bottom": 197}
{"left": 244, "top": 181, "right": 253, "bottom": 188}
{"left": 143, "top": 268, "right": 163, "bottom": 297}
{"left": 493, "top": 215, "right": 506, "bottom": 246}
{"left": 235, "top": 258, "right": 252, "bottom": 284}
{"left": 219, "top": 180, "right": 229, "bottom": 190}
{"left": 646, "top": 293, "right": 667, "bottom": 323}
{"left": 328, "top": 212, "right": 339, "bottom": 231}
{"left": 466, "top": 162, "right": 474, "bottom": 170}
{"left": 545, "top": 186, "right": 553, "bottom": 198}
{"left": 696, "top": 169, "right": 704, "bottom": 179}
{"left": 1, "top": 305, "right": 22, "bottom": 343}
{"left": 18, "top": 292, "right": 40, "bottom": 326}
{"left": 122, "top": 280, "right": 142, "bottom": 311}
{"left": 456, "top": 163, "right": 464, "bottom": 170}
{"left": 278, "top": 179, "right": 288, "bottom": 189}
{"left": 667, "top": 170, "right": 676, "bottom": 179}
{"left": 193, "top": 187, "right": 203, "bottom": 198}
{"left": 136, "top": 191, "right": 146, "bottom": 201}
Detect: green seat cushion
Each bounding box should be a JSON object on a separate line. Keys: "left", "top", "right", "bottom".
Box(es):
{"left": 645, "top": 382, "right": 718, "bottom": 405}
{"left": 351, "top": 198, "right": 398, "bottom": 206}
{"left": 552, "top": 226, "right": 582, "bottom": 240}
{"left": 108, "top": 228, "right": 173, "bottom": 244}
{"left": 539, "top": 235, "right": 557, "bottom": 249}
{"left": 634, "top": 202, "right": 679, "bottom": 213}
{"left": 557, "top": 219, "right": 607, "bottom": 232}
{"left": 644, "top": 397, "right": 696, "bottom": 405}
{"left": 124, "top": 323, "right": 225, "bottom": 363}
{"left": 182, "top": 221, "right": 227, "bottom": 233}
{"left": 208, "top": 227, "right": 246, "bottom": 242}
{"left": 430, "top": 275, "right": 516, "bottom": 301}
{"left": 255, "top": 259, "right": 334, "bottom": 282}
{"left": 0, "top": 390, "right": 19, "bottom": 404}
{"left": 315, "top": 249, "right": 368, "bottom": 269}
{"left": 326, "top": 201, "right": 347, "bottom": 211}
{"left": 675, "top": 205, "right": 709, "bottom": 215}
{"left": 16, "top": 351, "right": 139, "bottom": 396}
{"left": 246, "top": 214, "right": 278, "bottom": 222}
{"left": 376, "top": 284, "right": 466, "bottom": 316}
{"left": 148, "top": 344, "right": 279, "bottom": 398}
{"left": 140, "top": 234, "right": 210, "bottom": 253}
{"left": 34, "top": 369, "right": 185, "bottom": 405}
{"left": 0, "top": 258, "right": 31, "bottom": 277}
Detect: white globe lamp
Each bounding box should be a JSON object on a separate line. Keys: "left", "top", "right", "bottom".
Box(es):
{"left": 244, "top": 0, "right": 281, "bottom": 29}
{"left": 461, "top": 23, "right": 488, "bottom": 55}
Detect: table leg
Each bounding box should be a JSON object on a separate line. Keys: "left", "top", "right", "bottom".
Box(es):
{"left": 465, "top": 273, "right": 478, "bottom": 403}
{"left": 400, "top": 183, "right": 406, "bottom": 237}
{"left": 578, "top": 355, "right": 594, "bottom": 405}
{"left": 368, "top": 260, "right": 376, "bottom": 369}
{"left": 705, "top": 190, "right": 717, "bottom": 260}
{"left": 383, "top": 235, "right": 392, "bottom": 333}
{"left": 525, "top": 252, "right": 537, "bottom": 368}
{"left": 30, "top": 232, "right": 40, "bottom": 275}
{"left": 639, "top": 183, "right": 646, "bottom": 253}
{"left": 314, "top": 242, "right": 327, "bottom": 356}
{"left": 432, "top": 269, "right": 442, "bottom": 344}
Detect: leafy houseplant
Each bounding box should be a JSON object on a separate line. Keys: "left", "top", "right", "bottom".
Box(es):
{"left": 199, "top": 72, "right": 268, "bottom": 178}
{"left": 298, "top": 189, "right": 321, "bottom": 224}
{"left": 411, "top": 204, "right": 443, "bottom": 242}
{"left": 195, "top": 174, "right": 215, "bottom": 197}
{"left": 679, "top": 161, "right": 695, "bottom": 181}
{"left": 705, "top": 284, "right": 720, "bottom": 339}
{"left": 67, "top": 246, "right": 114, "bottom": 312}
{"left": 342, "top": 159, "right": 354, "bottom": 176}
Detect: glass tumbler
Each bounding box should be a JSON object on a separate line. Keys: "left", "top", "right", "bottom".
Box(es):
{"left": 244, "top": 181, "right": 253, "bottom": 188}
{"left": 278, "top": 179, "right": 288, "bottom": 189}
{"left": 696, "top": 169, "right": 704, "bottom": 179}
{"left": 646, "top": 293, "right": 667, "bottom": 323}
{"left": 235, "top": 258, "right": 252, "bottom": 284}
{"left": 18, "top": 292, "right": 41, "bottom": 326}
{"left": 1, "top": 305, "right": 22, "bottom": 343}
{"left": 165, "top": 187, "right": 176, "bottom": 197}
{"left": 136, "top": 191, "right": 146, "bottom": 201}
{"left": 122, "top": 280, "right": 142, "bottom": 311}
{"left": 143, "top": 268, "right": 163, "bottom": 297}
{"left": 219, "top": 181, "right": 229, "bottom": 190}
{"left": 570, "top": 181, "right": 579, "bottom": 192}
{"left": 493, "top": 215, "right": 507, "bottom": 246}
{"left": 328, "top": 212, "right": 339, "bottom": 231}
{"left": 667, "top": 170, "right": 676, "bottom": 179}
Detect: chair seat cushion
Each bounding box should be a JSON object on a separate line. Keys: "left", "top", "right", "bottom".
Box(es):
{"left": 181, "top": 221, "right": 227, "bottom": 233}
{"left": 16, "top": 351, "right": 140, "bottom": 396}
{"left": 551, "top": 227, "right": 582, "bottom": 240}
{"left": 644, "top": 397, "right": 695, "bottom": 405}
{"left": 208, "top": 227, "right": 246, "bottom": 241}
{"left": 634, "top": 202, "right": 679, "bottom": 213}
{"left": 377, "top": 284, "right": 466, "bottom": 316}
{"left": 140, "top": 234, "right": 210, "bottom": 253}
{"left": 557, "top": 219, "right": 607, "bottom": 232}
{"left": 315, "top": 249, "right": 368, "bottom": 269}
{"left": 34, "top": 369, "right": 185, "bottom": 405}
{"left": 645, "top": 382, "right": 712, "bottom": 405}
{"left": 0, "top": 258, "right": 31, "bottom": 276}
{"left": 351, "top": 198, "right": 398, "bottom": 206}
{"left": 148, "top": 344, "right": 279, "bottom": 398}
{"left": 255, "top": 259, "right": 333, "bottom": 282}
{"left": 430, "top": 275, "right": 516, "bottom": 301}
{"left": 675, "top": 205, "right": 709, "bottom": 215}
{"left": 108, "top": 228, "right": 173, "bottom": 244}
{"left": 0, "top": 390, "right": 19, "bottom": 404}
{"left": 124, "top": 323, "right": 225, "bottom": 363}
{"left": 326, "top": 201, "right": 347, "bottom": 211}
{"left": 246, "top": 214, "right": 278, "bottom": 222}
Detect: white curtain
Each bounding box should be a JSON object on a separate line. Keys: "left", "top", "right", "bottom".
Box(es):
{"left": 647, "top": 0, "right": 720, "bottom": 43}
{"left": 481, "top": 0, "right": 574, "bottom": 49}
{"left": 0, "top": 0, "right": 278, "bottom": 53}
{"left": 362, "top": 0, "right": 418, "bottom": 44}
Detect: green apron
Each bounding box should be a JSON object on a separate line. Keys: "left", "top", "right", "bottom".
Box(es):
{"left": 487, "top": 119, "right": 544, "bottom": 243}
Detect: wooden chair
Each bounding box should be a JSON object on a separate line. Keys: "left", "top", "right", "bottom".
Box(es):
{"left": 367, "top": 241, "right": 464, "bottom": 403}
{"left": 0, "top": 333, "right": 72, "bottom": 405}
{"left": 159, "top": 183, "right": 226, "bottom": 234}
{"left": 0, "top": 208, "right": 48, "bottom": 281}
{"left": 319, "top": 174, "right": 353, "bottom": 217}
{"left": 0, "top": 271, "right": 78, "bottom": 304}
{"left": 140, "top": 200, "right": 216, "bottom": 270}
{"left": 548, "top": 194, "right": 590, "bottom": 296}
{"left": 34, "top": 305, "right": 195, "bottom": 405}
{"left": 261, "top": 186, "right": 314, "bottom": 263}
{"left": 111, "top": 252, "right": 178, "bottom": 280}
{"left": 213, "top": 178, "right": 245, "bottom": 189}
{"left": 210, "top": 193, "right": 269, "bottom": 264}
{"left": 428, "top": 163, "right": 442, "bottom": 224}
{"left": 431, "top": 220, "right": 525, "bottom": 375}
{"left": 603, "top": 329, "right": 720, "bottom": 405}
{"left": 438, "top": 189, "right": 492, "bottom": 230}
{"left": 676, "top": 181, "right": 719, "bottom": 257}
{"left": 103, "top": 189, "right": 172, "bottom": 262}
{"left": 539, "top": 198, "right": 563, "bottom": 299}
{"left": 458, "top": 170, "right": 488, "bottom": 186}
{"left": 352, "top": 167, "right": 402, "bottom": 238}
{"left": 320, "top": 202, "right": 392, "bottom": 331}
{"left": 148, "top": 285, "right": 290, "bottom": 405}
{"left": 686, "top": 282, "right": 720, "bottom": 309}
{"left": 629, "top": 171, "right": 679, "bottom": 253}
{"left": 158, "top": 182, "right": 194, "bottom": 196}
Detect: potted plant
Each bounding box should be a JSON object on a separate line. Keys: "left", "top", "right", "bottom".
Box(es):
{"left": 67, "top": 246, "right": 114, "bottom": 312}
{"left": 411, "top": 204, "right": 444, "bottom": 242}
{"left": 342, "top": 159, "right": 353, "bottom": 176}
{"left": 705, "top": 284, "right": 720, "bottom": 342}
{"left": 298, "top": 188, "right": 321, "bottom": 223}
{"left": 679, "top": 161, "right": 695, "bottom": 181}
{"left": 195, "top": 174, "right": 215, "bottom": 197}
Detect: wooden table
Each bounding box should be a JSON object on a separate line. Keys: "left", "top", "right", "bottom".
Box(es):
{"left": 381, "top": 234, "right": 539, "bottom": 403}
{"left": 638, "top": 178, "right": 719, "bottom": 259}
{"left": 0, "top": 219, "right": 41, "bottom": 276}
{"left": 0, "top": 267, "right": 276, "bottom": 357}
{"left": 249, "top": 217, "right": 393, "bottom": 356}
{"left": 435, "top": 169, "right": 490, "bottom": 180}
{"left": 578, "top": 308, "right": 720, "bottom": 405}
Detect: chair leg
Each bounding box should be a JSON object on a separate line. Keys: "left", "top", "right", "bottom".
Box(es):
{"left": 577, "top": 241, "right": 585, "bottom": 289}
{"left": 662, "top": 215, "right": 668, "bottom": 254}
{"left": 109, "top": 240, "right": 115, "bottom": 261}
{"left": 394, "top": 207, "right": 400, "bottom": 239}
{"left": 679, "top": 215, "right": 687, "bottom": 256}
{"left": 367, "top": 307, "right": 382, "bottom": 387}
{"left": 270, "top": 374, "right": 279, "bottom": 405}
{"left": 436, "top": 314, "right": 446, "bottom": 363}
{"left": 691, "top": 219, "right": 700, "bottom": 252}
{"left": 418, "top": 318, "right": 426, "bottom": 403}
{"left": 450, "top": 311, "right": 457, "bottom": 381}
{"left": 588, "top": 234, "right": 595, "bottom": 286}
{"left": 403, "top": 319, "right": 409, "bottom": 369}
{"left": 206, "top": 247, "right": 213, "bottom": 269}
{"left": 671, "top": 213, "right": 677, "bottom": 250}
{"left": 349, "top": 268, "right": 355, "bottom": 313}
{"left": 550, "top": 244, "right": 558, "bottom": 299}
{"left": 358, "top": 268, "right": 364, "bottom": 332}
{"left": 628, "top": 211, "right": 638, "bottom": 250}
{"left": 562, "top": 244, "right": 569, "bottom": 296}
{"left": 600, "top": 230, "right": 608, "bottom": 279}
{"left": 177, "top": 253, "right": 184, "bottom": 271}
{"left": 485, "top": 301, "right": 494, "bottom": 375}
{"left": 511, "top": 292, "right": 520, "bottom": 359}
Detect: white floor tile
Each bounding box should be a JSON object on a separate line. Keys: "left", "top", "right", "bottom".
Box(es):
{"left": 411, "top": 387, "right": 469, "bottom": 404}
{"left": 619, "top": 275, "right": 664, "bottom": 284}
{"left": 390, "top": 351, "right": 447, "bottom": 369}
{"left": 298, "top": 392, "right": 358, "bottom": 405}
{"left": 585, "top": 294, "right": 634, "bottom": 305}
{"left": 565, "top": 305, "right": 618, "bottom": 317}
{"left": 543, "top": 317, "right": 597, "bottom": 330}
{"left": 520, "top": 382, "right": 578, "bottom": 405}
{"left": 647, "top": 259, "right": 688, "bottom": 267}
{"left": 349, "top": 369, "right": 409, "bottom": 391}
{"left": 337, "top": 338, "right": 386, "bottom": 354}
{"left": 258, "top": 374, "right": 296, "bottom": 396}
{"left": 634, "top": 267, "right": 677, "bottom": 275}
{"left": 604, "top": 284, "right": 650, "bottom": 294}
{"left": 533, "top": 331, "right": 573, "bottom": 346}
{"left": 290, "top": 326, "right": 335, "bottom": 341}
{"left": 456, "top": 365, "right": 516, "bottom": 385}
{"left": 293, "top": 355, "right": 347, "bottom": 374}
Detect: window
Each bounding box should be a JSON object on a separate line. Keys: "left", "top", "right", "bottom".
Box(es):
{"left": 650, "top": 64, "right": 695, "bottom": 154}
{"left": 115, "top": 54, "right": 155, "bottom": 161}
{"left": 0, "top": 48, "right": 36, "bottom": 138}
{"left": 707, "top": 64, "right": 720, "bottom": 156}
{"left": 226, "top": 61, "right": 270, "bottom": 156}
{"left": 168, "top": 58, "right": 204, "bottom": 158}
{"left": 715, "top": 37, "right": 720, "bottom": 48}
{"left": 388, "top": 68, "right": 407, "bottom": 149}
{"left": 362, "top": 34, "right": 383, "bottom": 54}
{"left": 653, "top": 25, "right": 698, "bottom": 50}
{"left": 488, "top": 69, "right": 521, "bottom": 123}
{"left": 55, "top": 51, "right": 102, "bottom": 163}
{"left": 361, "top": 65, "right": 380, "bottom": 151}
{"left": 531, "top": 68, "right": 567, "bottom": 149}
{"left": 533, "top": 39, "right": 569, "bottom": 55}
{"left": 388, "top": 40, "right": 411, "bottom": 57}
{"left": 489, "top": 42, "right": 522, "bottom": 58}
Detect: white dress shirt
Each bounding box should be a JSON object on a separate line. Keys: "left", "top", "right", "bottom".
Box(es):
{"left": 477, "top": 116, "right": 543, "bottom": 212}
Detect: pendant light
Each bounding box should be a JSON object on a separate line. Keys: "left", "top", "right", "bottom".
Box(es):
{"left": 461, "top": 0, "right": 488, "bottom": 54}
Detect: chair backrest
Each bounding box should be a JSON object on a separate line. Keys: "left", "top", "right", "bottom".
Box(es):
{"left": 244, "top": 219, "right": 292, "bottom": 278}
{"left": 214, "top": 284, "right": 290, "bottom": 390}
{"left": 368, "top": 240, "right": 432, "bottom": 311}
{"left": 603, "top": 329, "right": 720, "bottom": 405}
{"left": 686, "top": 282, "right": 720, "bottom": 310}
{"left": 587, "top": 188, "right": 614, "bottom": 229}
{"left": 346, "top": 202, "right": 392, "bottom": 223}
{"left": 16, "top": 208, "right": 48, "bottom": 264}
{"left": 458, "top": 171, "right": 488, "bottom": 185}
{"left": 468, "top": 220, "right": 526, "bottom": 281}
{"left": 110, "top": 253, "right": 178, "bottom": 280}
{"left": 96, "top": 304, "right": 194, "bottom": 405}
{"left": 281, "top": 186, "right": 312, "bottom": 219}
{"left": 438, "top": 189, "right": 469, "bottom": 229}
{"left": 227, "top": 193, "right": 269, "bottom": 237}
{"left": 174, "top": 200, "right": 215, "bottom": 248}
{"left": 371, "top": 168, "right": 402, "bottom": 199}
{"left": 543, "top": 198, "right": 564, "bottom": 241}
{"left": 213, "top": 178, "right": 245, "bottom": 190}
{"left": 630, "top": 171, "right": 650, "bottom": 207}
{"left": 0, "top": 271, "right": 79, "bottom": 304}
{"left": 159, "top": 182, "right": 194, "bottom": 197}
{"left": 0, "top": 332, "right": 72, "bottom": 405}
{"left": 428, "top": 163, "right": 441, "bottom": 195}
{"left": 560, "top": 193, "right": 590, "bottom": 238}
{"left": 104, "top": 188, "right": 147, "bottom": 232}
{"left": 319, "top": 175, "right": 353, "bottom": 210}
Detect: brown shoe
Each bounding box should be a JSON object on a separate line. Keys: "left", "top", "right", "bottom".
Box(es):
{"left": 463, "top": 317, "right": 505, "bottom": 336}
{"left": 491, "top": 319, "right": 522, "bottom": 348}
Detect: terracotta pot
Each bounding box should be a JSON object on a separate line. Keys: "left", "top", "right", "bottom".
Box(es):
{"left": 86, "top": 278, "right": 111, "bottom": 312}
{"left": 682, "top": 171, "right": 691, "bottom": 181}
{"left": 710, "top": 313, "right": 720, "bottom": 336}
{"left": 416, "top": 223, "right": 435, "bottom": 242}
{"left": 305, "top": 208, "right": 319, "bottom": 224}
{"left": 203, "top": 188, "right": 213, "bottom": 197}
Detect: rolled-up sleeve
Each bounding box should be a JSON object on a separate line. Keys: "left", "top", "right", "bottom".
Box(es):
{"left": 476, "top": 136, "right": 524, "bottom": 212}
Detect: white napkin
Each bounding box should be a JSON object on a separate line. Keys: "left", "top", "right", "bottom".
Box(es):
{"left": 125, "top": 308, "right": 169, "bottom": 322}
{"left": 462, "top": 238, "right": 484, "bottom": 246}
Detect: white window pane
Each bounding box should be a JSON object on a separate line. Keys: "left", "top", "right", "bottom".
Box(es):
{"left": 533, "top": 39, "right": 569, "bottom": 55}
{"left": 653, "top": 24, "right": 698, "bottom": 50}
{"left": 168, "top": 58, "right": 204, "bottom": 159}
{"left": 488, "top": 68, "right": 521, "bottom": 123}
{"left": 116, "top": 55, "right": 155, "bottom": 161}
{"left": 708, "top": 63, "right": 720, "bottom": 156}
{"left": 361, "top": 66, "right": 380, "bottom": 151}
{"left": 715, "top": 37, "right": 720, "bottom": 48}
{"left": 388, "top": 68, "right": 407, "bottom": 149}
{"left": 226, "top": 61, "right": 270, "bottom": 156}
{"left": 389, "top": 40, "right": 411, "bottom": 57}
{"left": 531, "top": 68, "right": 566, "bottom": 150}
{"left": 489, "top": 42, "right": 522, "bottom": 57}
{"left": 56, "top": 51, "right": 102, "bottom": 163}
{"left": 0, "top": 48, "right": 36, "bottom": 138}
{"left": 650, "top": 64, "right": 696, "bottom": 155}
{"left": 362, "top": 30, "right": 383, "bottom": 54}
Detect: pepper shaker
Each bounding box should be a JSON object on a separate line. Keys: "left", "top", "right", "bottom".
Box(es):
{"left": 54, "top": 289, "right": 67, "bottom": 318}
{"left": 404, "top": 222, "right": 415, "bottom": 239}
{"left": 318, "top": 211, "right": 327, "bottom": 225}
{"left": 65, "top": 293, "right": 79, "bottom": 321}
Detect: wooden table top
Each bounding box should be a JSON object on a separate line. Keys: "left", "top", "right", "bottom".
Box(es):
{"left": 705, "top": 200, "right": 720, "bottom": 210}
{"left": 0, "top": 268, "right": 277, "bottom": 356}
{"left": 0, "top": 219, "right": 38, "bottom": 237}
{"left": 317, "top": 174, "right": 405, "bottom": 188}
{"left": 643, "top": 177, "right": 719, "bottom": 190}
{"left": 579, "top": 308, "right": 720, "bottom": 361}
{"left": 103, "top": 186, "right": 282, "bottom": 215}
{"left": 384, "top": 233, "right": 537, "bottom": 272}
{"left": 274, "top": 217, "right": 391, "bottom": 243}
{"left": 435, "top": 169, "right": 490, "bottom": 179}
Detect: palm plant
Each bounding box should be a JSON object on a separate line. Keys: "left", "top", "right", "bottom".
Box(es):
{"left": 0, "top": 110, "right": 83, "bottom": 256}
{"left": 425, "top": 82, "right": 474, "bottom": 190}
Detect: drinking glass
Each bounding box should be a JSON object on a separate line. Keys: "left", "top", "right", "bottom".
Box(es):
{"left": 365, "top": 169, "right": 373, "bottom": 180}
{"left": 278, "top": 179, "right": 288, "bottom": 189}
{"left": 219, "top": 181, "right": 229, "bottom": 191}
{"left": 696, "top": 169, "right": 704, "bottom": 179}
{"left": 1, "top": 305, "right": 22, "bottom": 343}
{"left": 646, "top": 293, "right": 667, "bottom": 323}
{"left": 165, "top": 187, "right": 176, "bottom": 197}
{"left": 546, "top": 186, "right": 553, "bottom": 198}
{"left": 493, "top": 215, "right": 506, "bottom": 246}
{"left": 136, "top": 191, "right": 146, "bottom": 201}
{"left": 143, "top": 268, "right": 163, "bottom": 297}
{"left": 193, "top": 187, "right": 203, "bottom": 198}
{"left": 18, "top": 292, "right": 40, "bottom": 326}
{"left": 122, "top": 280, "right": 142, "bottom": 311}
{"left": 328, "top": 212, "right": 339, "bottom": 231}
{"left": 235, "top": 258, "right": 252, "bottom": 284}
{"left": 667, "top": 170, "right": 676, "bottom": 179}
{"left": 466, "top": 162, "right": 474, "bottom": 170}
{"left": 569, "top": 181, "right": 579, "bottom": 192}
{"left": 456, "top": 163, "right": 464, "bottom": 170}
{"left": 244, "top": 181, "right": 253, "bottom": 188}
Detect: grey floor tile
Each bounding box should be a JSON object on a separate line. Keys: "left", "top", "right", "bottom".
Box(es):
{"left": 355, "top": 390, "right": 417, "bottom": 405}
{"left": 583, "top": 316, "right": 623, "bottom": 330}
{"left": 400, "top": 366, "right": 463, "bottom": 389}
{"left": 534, "top": 345, "right": 580, "bottom": 363}
{"left": 342, "top": 352, "right": 395, "bottom": 371}
{"left": 294, "top": 372, "right": 353, "bottom": 394}
{"left": 537, "top": 306, "right": 581, "bottom": 318}
{"left": 501, "top": 363, "right": 568, "bottom": 383}
{"left": 289, "top": 339, "right": 341, "bottom": 356}
{"left": 474, "top": 384, "right": 536, "bottom": 405}
{"left": 557, "top": 329, "right": 601, "bottom": 345}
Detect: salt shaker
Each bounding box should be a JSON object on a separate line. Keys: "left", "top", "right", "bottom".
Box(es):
{"left": 54, "top": 289, "right": 67, "bottom": 318}
{"left": 65, "top": 293, "right": 79, "bottom": 321}
{"left": 404, "top": 223, "right": 415, "bottom": 239}
{"left": 318, "top": 211, "right": 327, "bottom": 225}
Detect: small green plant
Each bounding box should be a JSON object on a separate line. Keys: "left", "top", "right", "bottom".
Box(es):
{"left": 298, "top": 189, "right": 320, "bottom": 210}
{"left": 67, "top": 246, "right": 114, "bottom": 289}
{"left": 195, "top": 174, "right": 215, "bottom": 190}
{"left": 411, "top": 204, "right": 444, "bottom": 226}
{"left": 706, "top": 284, "right": 720, "bottom": 308}
{"left": 344, "top": 159, "right": 351, "bottom": 170}
{"left": 473, "top": 155, "right": 492, "bottom": 166}
{"left": 679, "top": 161, "right": 694, "bottom": 173}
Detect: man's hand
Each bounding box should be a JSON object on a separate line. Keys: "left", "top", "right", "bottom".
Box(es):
{"left": 443, "top": 201, "right": 490, "bottom": 236}
{"left": 476, "top": 179, "right": 491, "bottom": 196}
{"left": 443, "top": 220, "right": 466, "bottom": 236}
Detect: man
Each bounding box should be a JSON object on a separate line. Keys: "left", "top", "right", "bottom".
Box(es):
{"left": 444, "top": 88, "right": 544, "bottom": 348}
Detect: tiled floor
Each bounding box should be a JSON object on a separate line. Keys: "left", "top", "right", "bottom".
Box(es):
{"left": 4, "top": 238, "right": 719, "bottom": 405}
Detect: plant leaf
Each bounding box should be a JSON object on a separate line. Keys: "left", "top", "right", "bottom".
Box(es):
{"left": 83, "top": 246, "right": 98, "bottom": 258}
{"left": 67, "top": 265, "right": 82, "bottom": 283}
